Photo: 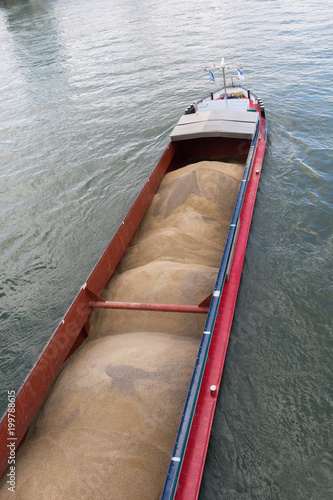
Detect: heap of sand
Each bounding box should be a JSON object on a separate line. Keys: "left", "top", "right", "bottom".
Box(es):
{"left": 0, "top": 160, "right": 244, "bottom": 499}
{"left": 89, "top": 161, "right": 244, "bottom": 341}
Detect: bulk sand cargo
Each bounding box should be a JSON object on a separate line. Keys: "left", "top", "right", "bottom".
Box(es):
{"left": 0, "top": 68, "right": 267, "bottom": 499}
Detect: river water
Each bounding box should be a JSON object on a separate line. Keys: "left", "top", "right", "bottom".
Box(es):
{"left": 0, "top": 0, "right": 332, "bottom": 498}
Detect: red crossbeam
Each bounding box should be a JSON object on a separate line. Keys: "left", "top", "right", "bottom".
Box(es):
{"left": 89, "top": 301, "right": 209, "bottom": 314}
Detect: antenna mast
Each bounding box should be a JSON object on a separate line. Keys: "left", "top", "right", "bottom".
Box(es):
{"left": 221, "top": 58, "right": 228, "bottom": 108}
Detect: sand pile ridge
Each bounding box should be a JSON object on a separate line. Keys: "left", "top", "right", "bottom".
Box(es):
{"left": 0, "top": 160, "right": 244, "bottom": 499}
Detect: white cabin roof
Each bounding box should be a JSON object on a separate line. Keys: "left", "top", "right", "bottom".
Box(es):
{"left": 170, "top": 103, "right": 259, "bottom": 142}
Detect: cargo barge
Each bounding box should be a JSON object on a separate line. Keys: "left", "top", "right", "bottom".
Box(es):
{"left": 0, "top": 62, "right": 267, "bottom": 499}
